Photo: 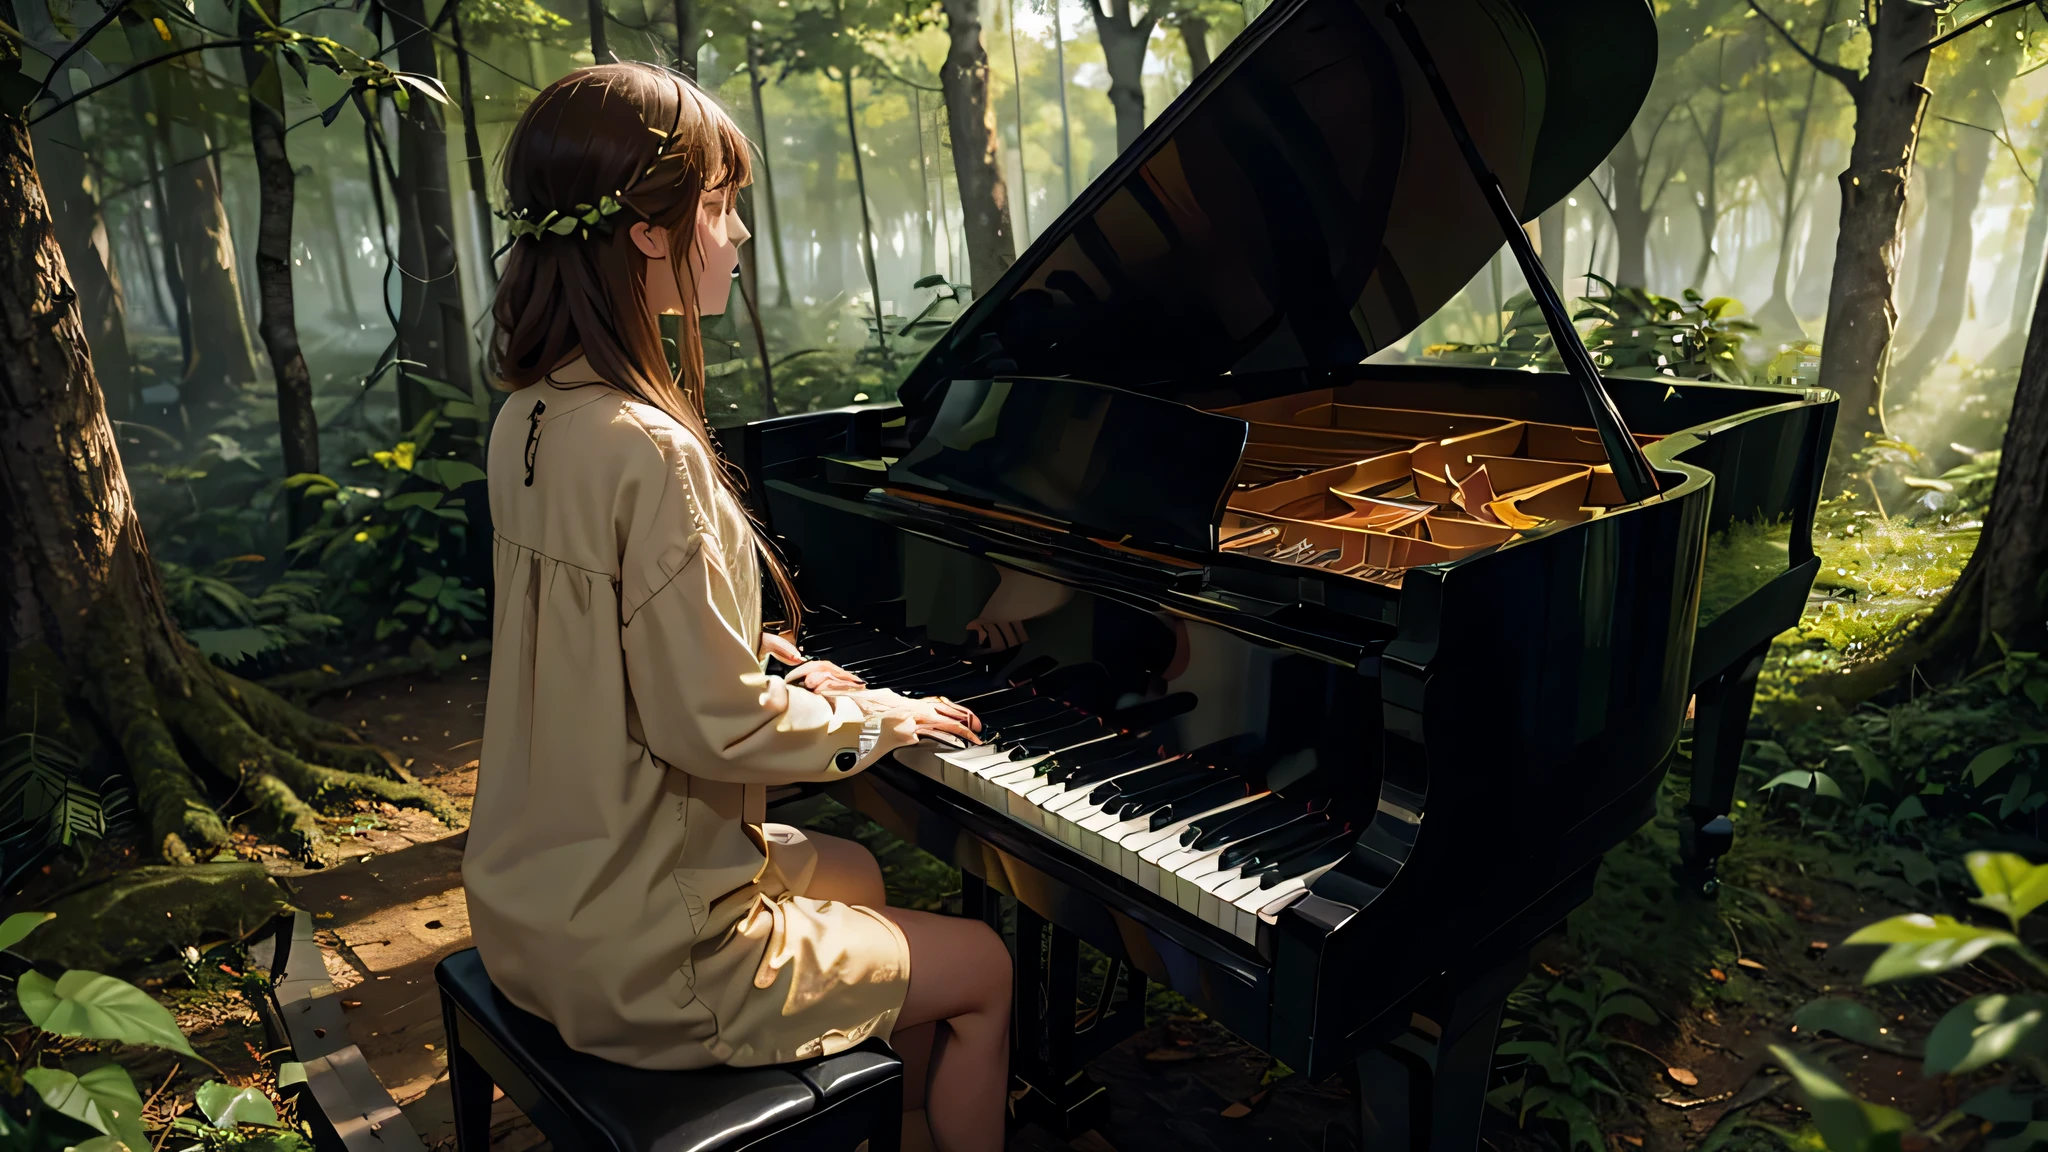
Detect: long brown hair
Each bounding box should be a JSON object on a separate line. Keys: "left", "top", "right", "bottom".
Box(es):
{"left": 489, "top": 63, "right": 800, "bottom": 631}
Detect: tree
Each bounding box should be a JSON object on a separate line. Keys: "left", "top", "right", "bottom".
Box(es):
{"left": 1890, "top": 39, "right": 2021, "bottom": 394}
{"left": 1591, "top": 105, "right": 1678, "bottom": 289}
{"left": 1754, "top": 0, "right": 1839, "bottom": 339}
{"left": 0, "top": 21, "right": 461, "bottom": 863}
{"left": 379, "top": 0, "right": 475, "bottom": 428}
{"left": 936, "top": 0, "right": 1016, "bottom": 294}
{"left": 1749, "top": 0, "right": 1942, "bottom": 459}
{"left": 238, "top": 0, "right": 320, "bottom": 536}
{"left": 1086, "top": 0, "right": 1156, "bottom": 152}
{"left": 744, "top": 34, "right": 794, "bottom": 307}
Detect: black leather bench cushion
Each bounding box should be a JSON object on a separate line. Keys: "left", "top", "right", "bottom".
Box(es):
{"left": 439, "top": 949, "right": 831, "bottom": 1152}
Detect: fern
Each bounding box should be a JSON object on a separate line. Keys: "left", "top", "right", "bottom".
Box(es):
{"left": 0, "top": 733, "right": 118, "bottom": 853}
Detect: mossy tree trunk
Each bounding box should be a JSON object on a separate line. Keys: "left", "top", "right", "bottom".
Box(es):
{"left": 938, "top": 0, "right": 1016, "bottom": 297}
{"left": 0, "top": 108, "right": 464, "bottom": 864}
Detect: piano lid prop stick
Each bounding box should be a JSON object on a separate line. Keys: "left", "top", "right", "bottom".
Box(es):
{"left": 1384, "top": 1, "right": 1661, "bottom": 506}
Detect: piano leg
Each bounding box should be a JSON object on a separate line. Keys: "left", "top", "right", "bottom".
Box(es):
{"left": 1347, "top": 949, "right": 1527, "bottom": 1152}
{"left": 1679, "top": 641, "right": 1769, "bottom": 896}
{"left": 1006, "top": 904, "right": 1144, "bottom": 1138}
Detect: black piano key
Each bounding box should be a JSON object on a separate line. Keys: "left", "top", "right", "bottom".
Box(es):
{"left": 844, "top": 652, "right": 951, "bottom": 679}
{"left": 1088, "top": 760, "right": 1206, "bottom": 807}
{"left": 955, "top": 685, "right": 1038, "bottom": 707}
{"left": 999, "top": 654, "right": 1059, "bottom": 685}
{"left": 891, "top": 670, "right": 993, "bottom": 697}
{"left": 975, "top": 698, "right": 1073, "bottom": 726}
{"left": 1058, "top": 749, "right": 1180, "bottom": 790}
{"left": 1149, "top": 778, "right": 1255, "bottom": 831}
{"left": 1182, "top": 796, "right": 1293, "bottom": 850}
{"left": 1038, "top": 738, "right": 1151, "bottom": 777}
{"left": 1104, "top": 691, "right": 1198, "bottom": 732}
{"left": 806, "top": 637, "right": 914, "bottom": 665}
{"left": 1219, "top": 816, "right": 1330, "bottom": 872}
{"left": 999, "top": 718, "right": 1105, "bottom": 754}
{"left": 1112, "top": 767, "right": 1230, "bottom": 819}
{"left": 1256, "top": 836, "right": 1353, "bottom": 888}
{"left": 991, "top": 709, "right": 1095, "bottom": 742}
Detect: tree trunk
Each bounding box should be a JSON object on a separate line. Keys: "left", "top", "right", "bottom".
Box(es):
{"left": 1091, "top": 0, "right": 1155, "bottom": 153}
{"left": 1991, "top": 164, "right": 2048, "bottom": 368}
{"left": 386, "top": 0, "right": 475, "bottom": 428}
{"left": 1897, "top": 162, "right": 1947, "bottom": 331}
{"left": 240, "top": 0, "right": 320, "bottom": 537}
{"left": 1688, "top": 99, "right": 1723, "bottom": 291}
{"left": 673, "top": 0, "right": 695, "bottom": 79}
{"left": 1835, "top": 254, "right": 2048, "bottom": 700}
{"left": 1180, "top": 14, "right": 1210, "bottom": 75}
{"left": 1053, "top": 0, "right": 1073, "bottom": 204}
{"left": 1538, "top": 201, "right": 1566, "bottom": 296}
{"left": 1892, "top": 125, "right": 1997, "bottom": 394}
{"left": 841, "top": 71, "right": 886, "bottom": 353}
{"left": 588, "top": 0, "right": 607, "bottom": 61}
{"left": 1006, "top": 0, "right": 1031, "bottom": 238}
{"left": 319, "top": 182, "right": 364, "bottom": 324}
{"left": 1816, "top": 1, "right": 1938, "bottom": 459}
{"left": 1607, "top": 131, "right": 1651, "bottom": 288}
{"left": 746, "top": 37, "right": 792, "bottom": 308}
{"left": 912, "top": 88, "right": 935, "bottom": 277}
{"left": 1757, "top": 36, "right": 1826, "bottom": 342}
{"left": 121, "top": 51, "right": 192, "bottom": 367}
{"left": 938, "top": 0, "right": 1017, "bottom": 296}
{"left": 735, "top": 188, "right": 775, "bottom": 416}
{"left": 0, "top": 95, "right": 460, "bottom": 864}
{"left": 33, "top": 100, "right": 134, "bottom": 418}
{"left": 148, "top": 59, "right": 259, "bottom": 412}
{"left": 450, "top": 6, "right": 498, "bottom": 297}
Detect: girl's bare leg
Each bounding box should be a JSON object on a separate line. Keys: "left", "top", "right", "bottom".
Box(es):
{"left": 799, "top": 832, "right": 1010, "bottom": 1149}
{"left": 881, "top": 907, "right": 1011, "bottom": 1152}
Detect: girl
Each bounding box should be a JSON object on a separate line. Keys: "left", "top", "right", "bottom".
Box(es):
{"left": 463, "top": 64, "right": 1011, "bottom": 1151}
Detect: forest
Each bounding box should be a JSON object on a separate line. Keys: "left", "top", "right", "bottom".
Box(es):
{"left": 4, "top": 0, "right": 2048, "bottom": 1147}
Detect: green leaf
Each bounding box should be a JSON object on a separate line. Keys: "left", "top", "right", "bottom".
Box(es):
{"left": 1967, "top": 851, "right": 2048, "bottom": 929}
{"left": 1592, "top": 993, "right": 1659, "bottom": 1029}
{"left": 275, "top": 1062, "right": 307, "bottom": 1089}
{"left": 1769, "top": 1045, "right": 1911, "bottom": 1152}
{"left": 1834, "top": 743, "right": 1892, "bottom": 790}
{"left": 1960, "top": 1084, "right": 2037, "bottom": 1124}
{"left": 282, "top": 472, "right": 339, "bottom": 493}
{"left": 188, "top": 627, "right": 279, "bottom": 666}
{"left": 1761, "top": 770, "right": 1816, "bottom": 791}
{"left": 1990, "top": 1121, "right": 2048, "bottom": 1152}
{"left": 1968, "top": 733, "right": 2048, "bottom": 786}
{"left": 410, "top": 376, "right": 471, "bottom": 403}
{"left": 382, "top": 491, "right": 443, "bottom": 512}
{"left": 0, "top": 911, "right": 55, "bottom": 953}
{"left": 194, "top": 1081, "right": 280, "bottom": 1129}
{"left": 17, "top": 970, "right": 197, "bottom": 1055}
{"left": 1843, "top": 915, "right": 2019, "bottom": 983}
{"left": 1792, "top": 998, "right": 1885, "bottom": 1046}
{"left": 1812, "top": 771, "right": 1844, "bottom": 799}
{"left": 1496, "top": 1039, "right": 1568, "bottom": 1084}
{"left": 404, "top": 572, "right": 446, "bottom": 600}
{"left": 25, "top": 1063, "right": 148, "bottom": 1152}
{"left": 411, "top": 459, "right": 487, "bottom": 490}
{"left": 1923, "top": 994, "right": 2048, "bottom": 1075}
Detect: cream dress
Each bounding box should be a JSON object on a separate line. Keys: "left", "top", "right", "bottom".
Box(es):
{"left": 464, "top": 382, "right": 914, "bottom": 1070}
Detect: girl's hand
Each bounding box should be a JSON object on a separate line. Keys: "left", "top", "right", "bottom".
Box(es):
{"left": 761, "top": 631, "right": 804, "bottom": 665}
{"left": 786, "top": 661, "right": 866, "bottom": 693}
{"left": 888, "top": 698, "right": 982, "bottom": 746}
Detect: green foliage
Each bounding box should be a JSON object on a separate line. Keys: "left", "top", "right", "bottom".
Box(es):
{"left": 18, "top": 970, "right": 198, "bottom": 1057}
{"left": 1790, "top": 998, "right": 1887, "bottom": 1047}
{"left": 1488, "top": 967, "right": 1658, "bottom": 1151}
{"left": 0, "top": 732, "right": 127, "bottom": 855}
{"left": 1768, "top": 1046, "right": 1912, "bottom": 1152}
{"left": 1424, "top": 279, "right": 1780, "bottom": 386}
{"left": 287, "top": 401, "right": 488, "bottom": 647}
{"left": 24, "top": 1065, "right": 147, "bottom": 1152}
{"left": 159, "top": 559, "right": 339, "bottom": 668}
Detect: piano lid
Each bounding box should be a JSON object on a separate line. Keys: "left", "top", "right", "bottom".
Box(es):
{"left": 896, "top": 0, "right": 1656, "bottom": 422}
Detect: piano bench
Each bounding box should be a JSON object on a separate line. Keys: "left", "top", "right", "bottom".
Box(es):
{"left": 435, "top": 949, "right": 903, "bottom": 1152}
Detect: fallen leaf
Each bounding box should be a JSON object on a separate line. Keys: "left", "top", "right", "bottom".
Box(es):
{"left": 337, "top": 895, "right": 352, "bottom": 902}
{"left": 1736, "top": 958, "right": 1767, "bottom": 971}
{"left": 1621, "top": 1136, "right": 1645, "bottom": 1147}
{"left": 424, "top": 920, "right": 444, "bottom": 930}
{"left": 1220, "top": 1102, "right": 1252, "bottom": 1119}
{"left": 341, "top": 1000, "right": 362, "bottom": 1009}
{"left": 1806, "top": 940, "right": 1830, "bottom": 958}
{"left": 1667, "top": 1067, "right": 1699, "bottom": 1087}
{"left": 1707, "top": 968, "right": 1727, "bottom": 983}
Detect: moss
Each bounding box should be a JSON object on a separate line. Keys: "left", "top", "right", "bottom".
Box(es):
{"left": 19, "top": 863, "right": 288, "bottom": 971}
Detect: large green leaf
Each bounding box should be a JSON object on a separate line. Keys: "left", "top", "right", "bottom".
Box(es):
{"left": 411, "top": 459, "right": 487, "bottom": 490}
{"left": 17, "top": 971, "right": 196, "bottom": 1055}
{"left": 0, "top": 911, "right": 55, "bottom": 953}
{"left": 1966, "top": 852, "right": 2048, "bottom": 929}
{"left": 1842, "top": 915, "right": 2018, "bottom": 983}
{"left": 1769, "top": 1045, "right": 1912, "bottom": 1152}
{"left": 1923, "top": 994, "right": 2048, "bottom": 1076}
{"left": 1967, "top": 733, "right": 2048, "bottom": 786}
{"left": 1792, "top": 998, "right": 1886, "bottom": 1046}
{"left": 24, "top": 1063, "right": 147, "bottom": 1152}
{"left": 193, "top": 1081, "right": 281, "bottom": 1129}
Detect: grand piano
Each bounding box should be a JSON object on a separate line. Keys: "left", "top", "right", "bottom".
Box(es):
{"left": 730, "top": 0, "right": 1836, "bottom": 1146}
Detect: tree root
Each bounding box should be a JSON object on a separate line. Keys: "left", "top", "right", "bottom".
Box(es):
{"left": 84, "top": 628, "right": 229, "bottom": 864}
{"left": 244, "top": 771, "right": 322, "bottom": 855}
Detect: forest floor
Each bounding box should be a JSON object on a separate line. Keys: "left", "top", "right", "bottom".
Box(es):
{"left": 236, "top": 649, "right": 1957, "bottom": 1152}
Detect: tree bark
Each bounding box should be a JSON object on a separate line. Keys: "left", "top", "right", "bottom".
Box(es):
{"left": 120, "top": 48, "right": 192, "bottom": 367}
{"left": 1006, "top": 0, "right": 1031, "bottom": 238}
{"left": 385, "top": 0, "right": 475, "bottom": 429}
{"left": 912, "top": 87, "right": 935, "bottom": 277}
{"left": 938, "top": 0, "right": 1017, "bottom": 296}
{"left": 1090, "top": 0, "right": 1156, "bottom": 153}
{"left": 746, "top": 37, "right": 792, "bottom": 308}
{"left": 146, "top": 57, "right": 259, "bottom": 412}
{"left": 1814, "top": 0, "right": 1938, "bottom": 459}
{"left": 33, "top": 100, "right": 134, "bottom": 418}
{"left": 450, "top": 6, "right": 498, "bottom": 298}
{"left": 240, "top": 0, "right": 320, "bottom": 537}
{"left": 841, "top": 72, "right": 886, "bottom": 353}
{"left": 0, "top": 99, "right": 458, "bottom": 863}
{"left": 1179, "top": 14, "right": 1210, "bottom": 75}
{"left": 673, "top": 0, "right": 695, "bottom": 79}
{"left": 1607, "top": 131, "right": 1652, "bottom": 288}
{"left": 1892, "top": 122, "right": 1998, "bottom": 394}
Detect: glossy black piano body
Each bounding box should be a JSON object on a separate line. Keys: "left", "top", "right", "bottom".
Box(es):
{"left": 727, "top": 0, "right": 1835, "bottom": 1140}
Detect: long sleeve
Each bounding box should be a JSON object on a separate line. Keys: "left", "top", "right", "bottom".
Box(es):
{"left": 622, "top": 541, "right": 915, "bottom": 785}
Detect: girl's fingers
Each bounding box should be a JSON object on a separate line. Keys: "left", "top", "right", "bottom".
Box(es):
{"left": 918, "top": 717, "right": 982, "bottom": 745}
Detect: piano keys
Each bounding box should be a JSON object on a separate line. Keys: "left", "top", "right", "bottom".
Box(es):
{"left": 730, "top": 0, "right": 1837, "bottom": 1143}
